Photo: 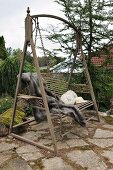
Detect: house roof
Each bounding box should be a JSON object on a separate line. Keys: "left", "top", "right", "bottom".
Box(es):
{"left": 50, "top": 57, "right": 83, "bottom": 73}
{"left": 91, "top": 56, "right": 113, "bottom": 69}
{"left": 91, "top": 44, "right": 113, "bottom": 68}
{"left": 91, "top": 57, "right": 105, "bottom": 66}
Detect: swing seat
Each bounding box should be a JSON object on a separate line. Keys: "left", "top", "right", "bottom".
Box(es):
{"left": 18, "top": 72, "right": 96, "bottom": 121}
{"left": 41, "top": 73, "right": 97, "bottom": 126}
{"left": 41, "top": 73, "right": 94, "bottom": 111}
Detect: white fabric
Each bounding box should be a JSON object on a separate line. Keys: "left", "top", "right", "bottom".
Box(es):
{"left": 60, "top": 90, "right": 87, "bottom": 104}
{"left": 60, "top": 90, "right": 78, "bottom": 105}
{"left": 75, "top": 96, "right": 87, "bottom": 104}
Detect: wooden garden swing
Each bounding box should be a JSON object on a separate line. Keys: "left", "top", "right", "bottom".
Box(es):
{"left": 9, "top": 8, "right": 100, "bottom": 154}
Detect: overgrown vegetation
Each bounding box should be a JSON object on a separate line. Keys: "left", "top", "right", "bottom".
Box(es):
{"left": 0, "top": 44, "right": 36, "bottom": 96}
{"left": 0, "top": 95, "right": 13, "bottom": 114}
{"left": 90, "top": 65, "right": 113, "bottom": 111}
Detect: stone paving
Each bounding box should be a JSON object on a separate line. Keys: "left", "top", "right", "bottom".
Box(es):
{"left": 0, "top": 117, "right": 113, "bottom": 170}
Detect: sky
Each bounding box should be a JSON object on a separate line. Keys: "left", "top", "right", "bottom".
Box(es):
{"left": 0, "top": 0, "right": 64, "bottom": 52}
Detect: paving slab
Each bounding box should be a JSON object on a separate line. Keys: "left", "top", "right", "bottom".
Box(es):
{"left": 71, "top": 127, "right": 89, "bottom": 137}
{"left": 0, "top": 142, "right": 18, "bottom": 152}
{"left": 66, "top": 132, "right": 79, "bottom": 139}
{"left": 56, "top": 141, "right": 69, "bottom": 149}
{"left": 20, "top": 152, "right": 44, "bottom": 161}
{"left": 38, "top": 138, "right": 52, "bottom": 146}
{"left": 67, "top": 150, "right": 107, "bottom": 170}
{"left": 86, "top": 122, "right": 97, "bottom": 128}
{"left": 88, "top": 138, "right": 113, "bottom": 148}
{"left": 16, "top": 144, "right": 39, "bottom": 154}
{"left": 0, "top": 152, "right": 13, "bottom": 166}
{"left": 0, "top": 137, "right": 6, "bottom": 142}
{"left": 21, "top": 131, "right": 42, "bottom": 141}
{"left": 93, "top": 129, "right": 113, "bottom": 138}
{"left": 102, "top": 150, "right": 113, "bottom": 164}
{"left": 1, "top": 118, "right": 113, "bottom": 170}
{"left": 42, "top": 157, "right": 74, "bottom": 170}
{"left": 102, "top": 125, "right": 113, "bottom": 130}
{"left": 16, "top": 144, "right": 44, "bottom": 161}
{"left": 30, "top": 121, "right": 49, "bottom": 131}
{"left": 66, "top": 139, "right": 89, "bottom": 148}
{"left": 0, "top": 157, "right": 33, "bottom": 170}
{"left": 50, "top": 138, "right": 89, "bottom": 150}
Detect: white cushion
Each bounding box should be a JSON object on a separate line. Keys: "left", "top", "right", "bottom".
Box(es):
{"left": 60, "top": 90, "right": 78, "bottom": 105}
{"left": 75, "top": 97, "right": 87, "bottom": 104}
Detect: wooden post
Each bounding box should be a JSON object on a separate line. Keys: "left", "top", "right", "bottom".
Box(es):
{"left": 81, "top": 46, "right": 100, "bottom": 122}
{"left": 30, "top": 38, "right": 58, "bottom": 153}
{"left": 10, "top": 7, "right": 58, "bottom": 154}
{"left": 9, "top": 41, "right": 28, "bottom": 133}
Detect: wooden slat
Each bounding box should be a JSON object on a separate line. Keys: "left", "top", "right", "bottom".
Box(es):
{"left": 42, "top": 73, "right": 68, "bottom": 96}
{"left": 77, "top": 101, "right": 93, "bottom": 110}
{"left": 18, "top": 94, "right": 42, "bottom": 100}
{"left": 18, "top": 94, "right": 44, "bottom": 107}
{"left": 42, "top": 73, "right": 90, "bottom": 95}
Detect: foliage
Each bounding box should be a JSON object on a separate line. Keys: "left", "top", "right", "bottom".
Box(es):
{"left": 48, "top": 0, "right": 113, "bottom": 66}
{"left": 0, "top": 108, "right": 25, "bottom": 126}
{"left": 89, "top": 65, "right": 113, "bottom": 110}
{"left": 23, "top": 60, "right": 36, "bottom": 72}
{"left": 0, "top": 46, "right": 36, "bottom": 96}
{"left": 67, "top": 63, "right": 113, "bottom": 111}
{"left": 48, "top": 0, "right": 113, "bottom": 110}
{"left": 38, "top": 55, "right": 65, "bottom": 68}
{"left": 0, "top": 95, "right": 14, "bottom": 114}
{"left": 0, "top": 36, "right": 7, "bottom": 60}
{"left": 0, "top": 56, "right": 20, "bottom": 96}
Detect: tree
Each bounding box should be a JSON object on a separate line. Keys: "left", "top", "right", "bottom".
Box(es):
{"left": 47, "top": 0, "right": 113, "bottom": 110}
{"left": 0, "top": 56, "right": 20, "bottom": 96}
{"left": 0, "top": 36, "right": 7, "bottom": 60}
{"left": 0, "top": 47, "right": 36, "bottom": 96}
{"left": 48, "top": 0, "right": 113, "bottom": 65}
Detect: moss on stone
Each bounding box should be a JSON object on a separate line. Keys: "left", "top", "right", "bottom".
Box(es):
{"left": 0, "top": 108, "right": 25, "bottom": 127}
{"left": 103, "top": 116, "right": 113, "bottom": 125}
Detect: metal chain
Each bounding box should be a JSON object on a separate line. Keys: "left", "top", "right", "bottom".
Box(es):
{"left": 37, "top": 22, "right": 46, "bottom": 55}
{"left": 36, "top": 18, "right": 50, "bottom": 71}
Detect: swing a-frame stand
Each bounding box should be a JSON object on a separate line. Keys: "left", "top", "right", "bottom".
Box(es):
{"left": 9, "top": 8, "right": 100, "bottom": 155}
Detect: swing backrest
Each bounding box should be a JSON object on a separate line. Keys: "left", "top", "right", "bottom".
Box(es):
{"left": 41, "top": 73, "right": 90, "bottom": 97}
{"left": 42, "top": 73, "right": 68, "bottom": 96}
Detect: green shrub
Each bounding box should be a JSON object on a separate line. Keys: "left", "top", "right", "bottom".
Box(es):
{"left": 0, "top": 55, "right": 35, "bottom": 96}
{"left": 0, "top": 96, "right": 13, "bottom": 114}
{"left": 89, "top": 65, "right": 113, "bottom": 111}
{"left": 0, "top": 108, "right": 25, "bottom": 126}
{"left": 0, "top": 56, "right": 19, "bottom": 96}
